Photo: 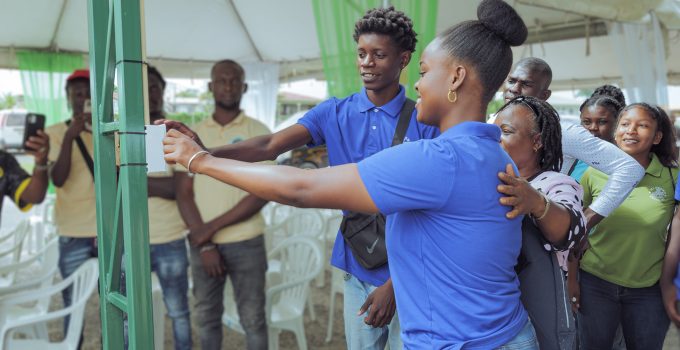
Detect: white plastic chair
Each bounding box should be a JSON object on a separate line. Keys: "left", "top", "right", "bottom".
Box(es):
{"left": 0, "top": 259, "right": 99, "bottom": 350}
{"left": 325, "top": 267, "right": 345, "bottom": 343}
{"left": 151, "top": 273, "right": 165, "bottom": 350}
{"left": 264, "top": 210, "right": 325, "bottom": 320}
{"left": 222, "top": 236, "right": 323, "bottom": 350}
{"left": 0, "top": 221, "right": 31, "bottom": 289}
{"left": 0, "top": 238, "right": 58, "bottom": 296}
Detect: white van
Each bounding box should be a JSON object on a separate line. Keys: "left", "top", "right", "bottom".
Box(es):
{"left": 0, "top": 109, "right": 28, "bottom": 151}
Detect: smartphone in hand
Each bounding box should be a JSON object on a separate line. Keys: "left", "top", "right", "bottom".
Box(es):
{"left": 83, "top": 99, "right": 93, "bottom": 132}
{"left": 84, "top": 99, "right": 92, "bottom": 114}
{"left": 23, "top": 113, "right": 46, "bottom": 151}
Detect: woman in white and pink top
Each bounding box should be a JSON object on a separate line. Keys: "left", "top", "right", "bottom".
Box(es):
{"left": 495, "top": 96, "right": 586, "bottom": 350}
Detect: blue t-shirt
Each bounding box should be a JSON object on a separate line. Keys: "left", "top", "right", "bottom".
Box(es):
{"left": 297, "top": 86, "right": 439, "bottom": 287}
{"left": 357, "top": 122, "right": 527, "bottom": 349}
{"left": 568, "top": 159, "right": 589, "bottom": 182}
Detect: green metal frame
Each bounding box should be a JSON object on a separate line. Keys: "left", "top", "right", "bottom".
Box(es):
{"left": 86, "top": 0, "right": 154, "bottom": 348}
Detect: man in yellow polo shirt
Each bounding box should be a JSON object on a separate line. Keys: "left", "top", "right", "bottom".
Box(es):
{"left": 46, "top": 69, "right": 96, "bottom": 340}
{"left": 175, "top": 60, "right": 270, "bottom": 350}
{"left": 145, "top": 66, "right": 192, "bottom": 350}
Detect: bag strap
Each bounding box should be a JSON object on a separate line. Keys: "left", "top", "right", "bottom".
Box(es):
{"left": 391, "top": 98, "right": 416, "bottom": 147}
{"left": 567, "top": 160, "right": 579, "bottom": 176}
{"left": 65, "top": 120, "right": 95, "bottom": 180}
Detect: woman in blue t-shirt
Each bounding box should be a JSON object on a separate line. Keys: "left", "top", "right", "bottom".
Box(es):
{"left": 164, "top": 0, "right": 541, "bottom": 348}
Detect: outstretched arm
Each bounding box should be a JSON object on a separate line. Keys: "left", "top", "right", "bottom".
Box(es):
{"left": 161, "top": 119, "right": 311, "bottom": 162}
{"left": 163, "top": 129, "right": 378, "bottom": 214}
{"left": 562, "top": 124, "right": 644, "bottom": 228}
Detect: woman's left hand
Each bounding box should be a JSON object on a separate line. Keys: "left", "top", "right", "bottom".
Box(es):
{"left": 163, "top": 128, "right": 205, "bottom": 169}
{"left": 497, "top": 164, "right": 544, "bottom": 219}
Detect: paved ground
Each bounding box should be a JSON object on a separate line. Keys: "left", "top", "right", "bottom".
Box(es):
{"left": 3, "top": 187, "right": 680, "bottom": 349}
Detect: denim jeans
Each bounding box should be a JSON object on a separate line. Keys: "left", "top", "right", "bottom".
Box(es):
{"left": 578, "top": 270, "right": 669, "bottom": 350}
{"left": 150, "top": 238, "right": 191, "bottom": 350}
{"left": 58, "top": 236, "right": 97, "bottom": 348}
{"left": 343, "top": 273, "right": 402, "bottom": 350}
{"left": 190, "top": 235, "right": 268, "bottom": 350}
{"left": 496, "top": 319, "right": 540, "bottom": 350}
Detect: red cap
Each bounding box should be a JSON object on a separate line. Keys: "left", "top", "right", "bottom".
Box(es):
{"left": 66, "top": 69, "right": 90, "bottom": 82}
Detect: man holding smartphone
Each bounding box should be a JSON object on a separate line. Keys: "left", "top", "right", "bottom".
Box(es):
{"left": 46, "top": 69, "right": 96, "bottom": 341}
{"left": 0, "top": 128, "right": 50, "bottom": 224}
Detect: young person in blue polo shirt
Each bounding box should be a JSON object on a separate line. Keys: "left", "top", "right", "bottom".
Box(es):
{"left": 164, "top": 1, "right": 542, "bottom": 348}
{"left": 162, "top": 7, "right": 437, "bottom": 349}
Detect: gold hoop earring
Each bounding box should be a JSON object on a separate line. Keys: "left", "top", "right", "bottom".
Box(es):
{"left": 447, "top": 89, "right": 457, "bottom": 103}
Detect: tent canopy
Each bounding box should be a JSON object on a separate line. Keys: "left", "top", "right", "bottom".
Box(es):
{"left": 1, "top": 0, "right": 679, "bottom": 88}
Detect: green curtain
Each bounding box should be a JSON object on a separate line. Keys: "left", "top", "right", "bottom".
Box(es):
{"left": 311, "top": 0, "right": 438, "bottom": 100}
{"left": 16, "top": 50, "right": 86, "bottom": 126}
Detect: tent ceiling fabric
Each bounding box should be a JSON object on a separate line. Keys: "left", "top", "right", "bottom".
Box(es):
{"left": 0, "top": 0, "right": 679, "bottom": 88}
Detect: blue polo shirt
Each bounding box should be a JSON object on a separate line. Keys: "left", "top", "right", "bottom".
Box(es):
{"left": 297, "top": 86, "right": 439, "bottom": 287}
{"left": 357, "top": 121, "right": 527, "bottom": 349}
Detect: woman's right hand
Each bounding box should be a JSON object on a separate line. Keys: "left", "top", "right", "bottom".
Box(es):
{"left": 155, "top": 119, "right": 207, "bottom": 150}
{"left": 497, "top": 164, "right": 544, "bottom": 219}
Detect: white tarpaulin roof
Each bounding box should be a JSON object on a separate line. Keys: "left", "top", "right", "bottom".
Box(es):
{"left": 1, "top": 0, "right": 679, "bottom": 88}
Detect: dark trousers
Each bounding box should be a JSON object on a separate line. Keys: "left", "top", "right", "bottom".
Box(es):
{"left": 191, "top": 235, "right": 268, "bottom": 350}
{"left": 578, "top": 270, "right": 669, "bottom": 350}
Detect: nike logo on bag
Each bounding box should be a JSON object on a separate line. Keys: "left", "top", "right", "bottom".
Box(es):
{"left": 366, "top": 238, "right": 379, "bottom": 254}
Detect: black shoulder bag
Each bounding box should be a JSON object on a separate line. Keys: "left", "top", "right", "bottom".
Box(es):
{"left": 65, "top": 120, "right": 95, "bottom": 180}
{"left": 339, "top": 98, "right": 415, "bottom": 269}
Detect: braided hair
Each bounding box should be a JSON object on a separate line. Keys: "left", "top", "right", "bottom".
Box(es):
{"left": 497, "top": 96, "right": 563, "bottom": 172}
{"left": 592, "top": 85, "right": 625, "bottom": 105}
{"left": 579, "top": 85, "right": 624, "bottom": 120}
{"left": 619, "top": 103, "right": 678, "bottom": 168}
{"left": 353, "top": 6, "right": 417, "bottom": 52}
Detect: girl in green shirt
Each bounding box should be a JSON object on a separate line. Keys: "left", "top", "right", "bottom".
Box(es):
{"left": 577, "top": 103, "right": 678, "bottom": 349}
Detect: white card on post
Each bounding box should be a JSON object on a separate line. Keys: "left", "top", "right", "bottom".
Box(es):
{"left": 145, "top": 124, "right": 167, "bottom": 174}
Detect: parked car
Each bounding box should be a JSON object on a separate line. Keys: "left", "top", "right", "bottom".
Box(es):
{"left": 0, "top": 110, "right": 27, "bottom": 152}
{"left": 279, "top": 145, "right": 328, "bottom": 169}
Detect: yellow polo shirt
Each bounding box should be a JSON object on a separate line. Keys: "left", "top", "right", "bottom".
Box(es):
{"left": 46, "top": 122, "right": 97, "bottom": 238}
{"left": 185, "top": 113, "right": 271, "bottom": 244}
{"left": 148, "top": 167, "right": 187, "bottom": 244}
{"left": 149, "top": 167, "right": 186, "bottom": 244}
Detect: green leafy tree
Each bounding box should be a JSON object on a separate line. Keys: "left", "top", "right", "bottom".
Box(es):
{"left": 0, "top": 93, "right": 17, "bottom": 109}
{"left": 486, "top": 98, "right": 505, "bottom": 119}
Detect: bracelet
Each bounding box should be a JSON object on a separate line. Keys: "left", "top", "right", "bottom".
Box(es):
{"left": 199, "top": 244, "right": 216, "bottom": 253}
{"left": 34, "top": 162, "right": 51, "bottom": 172}
{"left": 533, "top": 193, "right": 551, "bottom": 221}
{"left": 187, "top": 150, "right": 210, "bottom": 176}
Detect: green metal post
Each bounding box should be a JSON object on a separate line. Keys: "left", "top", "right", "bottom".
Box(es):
{"left": 86, "top": 0, "right": 154, "bottom": 348}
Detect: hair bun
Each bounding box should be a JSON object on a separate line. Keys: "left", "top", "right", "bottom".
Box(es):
{"left": 477, "top": 0, "right": 528, "bottom": 47}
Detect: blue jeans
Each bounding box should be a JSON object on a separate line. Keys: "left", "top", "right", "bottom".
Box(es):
{"left": 578, "top": 270, "right": 669, "bottom": 350}
{"left": 496, "top": 319, "right": 539, "bottom": 350}
{"left": 343, "top": 273, "right": 402, "bottom": 350}
{"left": 190, "top": 235, "right": 268, "bottom": 350}
{"left": 58, "top": 236, "right": 97, "bottom": 348}
{"left": 150, "top": 238, "right": 191, "bottom": 350}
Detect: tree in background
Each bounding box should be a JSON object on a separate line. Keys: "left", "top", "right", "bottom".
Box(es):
{"left": 0, "top": 93, "right": 19, "bottom": 110}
